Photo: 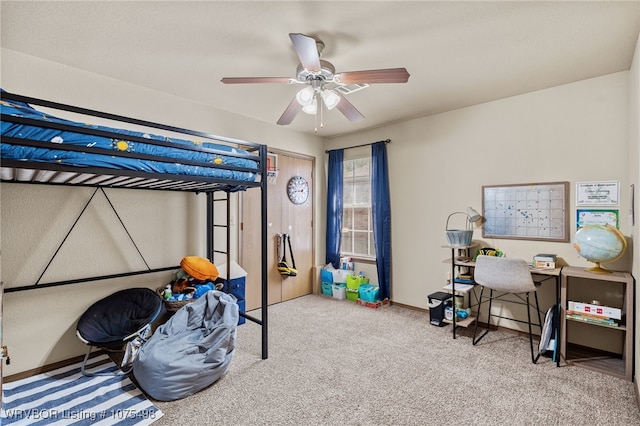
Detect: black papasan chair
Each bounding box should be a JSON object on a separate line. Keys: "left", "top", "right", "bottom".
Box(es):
{"left": 76, "top": 287, "right": 164, "bottom": 376}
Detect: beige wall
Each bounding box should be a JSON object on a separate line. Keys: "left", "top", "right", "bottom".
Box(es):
{"left": 0, "top": 49, "right": 327, "bottom": 374}
{"left": 2, "top": 36, "right": 639, "bottom": 374}
{"left": 327, "top": 71, "right": 633, "bottom": 331}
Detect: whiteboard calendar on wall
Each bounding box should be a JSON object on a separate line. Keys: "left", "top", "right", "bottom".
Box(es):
{"left": 482, "top": 181, "right": 570, "bottom": 242}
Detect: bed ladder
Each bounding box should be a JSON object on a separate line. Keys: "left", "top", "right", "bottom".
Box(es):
{"left": 206, "top": 191, "right": 268, "bottom": 359}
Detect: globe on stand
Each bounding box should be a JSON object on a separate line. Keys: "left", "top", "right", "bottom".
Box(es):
{"left": 573, "top": 224, "right": 627, "bottom": 274}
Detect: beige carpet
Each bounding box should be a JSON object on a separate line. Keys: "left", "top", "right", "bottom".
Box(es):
{"left": 153, "top": 295, "right": 639, "bottom": 425}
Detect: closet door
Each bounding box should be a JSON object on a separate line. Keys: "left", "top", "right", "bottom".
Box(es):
{"left": 241, "top": 168, "right": 284, "bottom": 308}
{"left": 279, "top": 155, "right": 314, "bottom": 301}
{"left": 241, "top": 152, "right": 314, "bottom": 310}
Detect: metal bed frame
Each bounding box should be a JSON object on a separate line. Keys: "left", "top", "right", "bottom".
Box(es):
{"left": 0, "top": 90, "right": 269, "bottom": 359}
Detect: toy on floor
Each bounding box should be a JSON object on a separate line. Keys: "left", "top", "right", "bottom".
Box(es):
{"left": 164, "top": 256, "right": 224, "bottom": 302}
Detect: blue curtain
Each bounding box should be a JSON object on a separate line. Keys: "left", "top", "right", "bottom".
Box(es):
{"left": 325, "top": 149, "right": 344, "bottom": 268}
{"left": 372, "top": 141, "right": 391, "bottom": 301}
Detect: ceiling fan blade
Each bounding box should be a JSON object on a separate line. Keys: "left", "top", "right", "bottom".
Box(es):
{"left": 289, "top": 33, "right": 321, "bottom": 73}
{"left": 335, "top": 92, "right": 364, "bottom": 122}
{"left": 335, "top": 68, "right": 410, "bottom": 84}
{"left": 221, "top": 77, "right": 294, "bottom": 84}
{"left": 277, "top": 96, "right": 303, "bottom": 125}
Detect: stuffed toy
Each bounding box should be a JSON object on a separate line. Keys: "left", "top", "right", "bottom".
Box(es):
{"left": 169, "top": 257, "right": 221, "bottom": 297}
{"left": 180, "top": 256, "right": 219, "bottom": 281}
{"left": 171, "top": 277, "right": 194, "bottom": 294}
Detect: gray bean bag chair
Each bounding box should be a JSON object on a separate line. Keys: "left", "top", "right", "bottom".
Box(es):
{"left": 133, "top": 290, "right": 239, "bottom": 401}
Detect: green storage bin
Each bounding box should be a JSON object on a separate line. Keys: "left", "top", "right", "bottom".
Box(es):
{"left": 346, "top": 275, "right": 363, "bottom": 289}
{"left": 346, "top": 288, "right": 359, "bottom": 302}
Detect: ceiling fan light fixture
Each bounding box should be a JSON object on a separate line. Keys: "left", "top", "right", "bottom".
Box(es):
{"left": 302, "top": 102, "right": 317, "bottom": 115}
{"left": 222, "top": 33, "right": 407, "bottom": 128}
{"left": 295, "top": 86, "right": 315, "bottom": 106}
{"left": 321, "top": 89, "right": 341, "bottom": 110}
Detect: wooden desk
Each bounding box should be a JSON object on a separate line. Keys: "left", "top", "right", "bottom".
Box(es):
{"left": 528, "top": 266, "right": 561, "bottom": 368}
{"left": 442, "top": 256, "right": 634, "bottom": 378}
{"left": 453, "top": 257, "right": 561, "bottom": 277}
{"left": 443, "top": 251, "right": 561, "bottom": 366}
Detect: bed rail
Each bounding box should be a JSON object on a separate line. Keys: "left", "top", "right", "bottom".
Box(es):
{"left": 1, "top": 90, "right": 265, "bottom": 193}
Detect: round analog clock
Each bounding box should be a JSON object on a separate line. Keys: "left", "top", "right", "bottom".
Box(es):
{"left": 287, "top": 175, "right": 309, "bottom": 205}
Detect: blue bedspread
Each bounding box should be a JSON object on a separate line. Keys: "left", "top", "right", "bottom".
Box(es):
{"left": 0, "top": 95, "right": 258, "bottom": 183}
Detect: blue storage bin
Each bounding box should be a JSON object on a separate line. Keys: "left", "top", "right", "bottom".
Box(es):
{"left": 222, "top": 277, "right": 245, "bottom": 301}
{"left": 359, "top": 284, "right": 379, "bottom": 303}
{"left": 217, "top": 261, "right": 247, "bottom": 326}
{"left": 223, "top": 278, "right": 245, "bottom": 325}
{"left": 321, "top": 281, "right": 333, "bottom": 296}
{"left": 320, "top": 268, "right": 333, "bottom": 284}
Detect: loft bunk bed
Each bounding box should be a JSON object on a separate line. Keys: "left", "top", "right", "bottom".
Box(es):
{"left": 0, "top": 89, "right": 269, "bottom": 359}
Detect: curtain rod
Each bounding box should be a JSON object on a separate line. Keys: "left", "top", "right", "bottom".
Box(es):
{"left": 325, "top": 139, "right": 390, "bottom": 153}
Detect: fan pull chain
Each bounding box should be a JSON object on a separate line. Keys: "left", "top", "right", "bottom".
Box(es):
{"left": 314, "top": 110, "right": 318, "bottom": 133}
{"left": 319, "top": 94, "right": 326, "bottom": 131}
{"left": 314, "top": 94, "right": 321, "bottom": 133}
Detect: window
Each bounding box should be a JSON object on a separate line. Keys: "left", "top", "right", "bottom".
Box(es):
{"left": 342, "top": 151, "right": 375, "bottom": 258}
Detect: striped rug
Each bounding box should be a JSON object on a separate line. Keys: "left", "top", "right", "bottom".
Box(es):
{"left": 1, "top": 354, "right": 163, "bottom": 425}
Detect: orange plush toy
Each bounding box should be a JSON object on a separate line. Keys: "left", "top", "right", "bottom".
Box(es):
{"left": 180, "top": 256, "right": 219, "bottom": 282}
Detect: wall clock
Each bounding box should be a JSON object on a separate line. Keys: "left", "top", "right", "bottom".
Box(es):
{"left": 287, "top": 175, "right": 309, "bottom": 205}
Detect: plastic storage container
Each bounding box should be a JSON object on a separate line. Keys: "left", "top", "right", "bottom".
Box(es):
{"left": 359, "top": 284, "right": 379, "bottom": 303}
{"left": 428, "top": 291, "right": 453, "bottom": 327}
{"left": 332, "top": 269, "right": 354, "bottom": 284}
{"left": 346, "top": 275, "right": 363, "bottom": 290}
{"left": 218, "top": 261, "right": 247, "bottom": 325}
{"left": 332, "top": 283, "right": 346, "bottom": 299}
{"left": 346, "top": 288, "right": 359, "bottom": 302}
{"left": 321, "top": 282, "right": 333, "bottom": 296}
{"left": 320, "top": 268, "right": 334, "bottom": 284}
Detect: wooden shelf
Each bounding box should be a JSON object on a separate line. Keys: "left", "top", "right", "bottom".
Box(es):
{"left": 565, "top": 317, "right": 626, "bottom": 331}
{"left": 442, "top": 282, "right": 475, "bottom": 293}
{"left": 443, "top": 316, "right": 476, "bottom": 328}
{"left": 560, "top": 266, "right": 634, "bottom": 381}
{"left": 443, "top": 245, "right": 477, "bottom": 339}
{"left": 564, "top": 343, "right": 628, "bottom": 381}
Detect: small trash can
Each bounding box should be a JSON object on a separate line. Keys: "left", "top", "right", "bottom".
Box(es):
{"left": 428, "top": 291, "right": 453, "bottom": 327}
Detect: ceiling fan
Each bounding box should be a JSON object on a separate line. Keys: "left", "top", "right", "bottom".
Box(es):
{"left": 221, "top": 33, "right": 410, "bottom": 130}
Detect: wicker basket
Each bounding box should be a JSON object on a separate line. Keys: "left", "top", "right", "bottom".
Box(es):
{"left": 445, "top": 229, "right": 473, "bottom": 247}
{"left": 445, "top": 212, "right": 474, "bottom": 247}
{"left": 157, "top": 287, "right": 195, "bottom": 313}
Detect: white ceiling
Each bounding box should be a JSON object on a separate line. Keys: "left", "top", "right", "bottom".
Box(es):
{"left": 1, "top": 1, "right": 639, "bottom": 138}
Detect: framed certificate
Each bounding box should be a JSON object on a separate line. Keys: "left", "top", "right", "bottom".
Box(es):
{"left": 576, "top": 209, "right": 619, "bottom": 229}
{"left": 576, "top": 181, "right": 619, "bottom": 206}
